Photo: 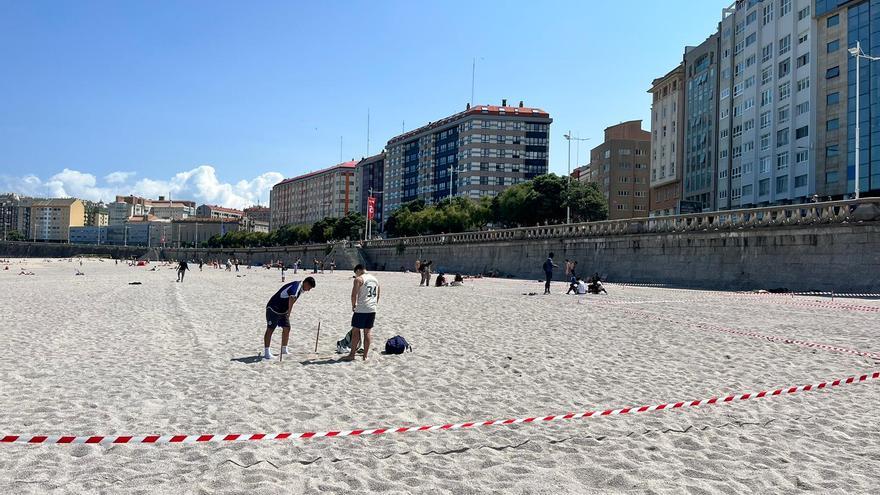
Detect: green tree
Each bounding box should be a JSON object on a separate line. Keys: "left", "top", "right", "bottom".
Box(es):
{"left": 6, "top": 230, "right": 25, "bottom": 241}
{"left": 494, "top": 173, "right": 608, "bottom": 227}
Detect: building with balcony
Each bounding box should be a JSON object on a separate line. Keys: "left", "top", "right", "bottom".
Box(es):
{"left": 649, "top": 63, "right": 686, "bottom": 216}
{"left": 382, "top": 101, "right": 551, "bottom": 219}
{"left": 269, "top": 161, "right": 357, "bottom": 229}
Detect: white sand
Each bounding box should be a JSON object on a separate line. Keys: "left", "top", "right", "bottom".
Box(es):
{"left": 1, "top": 258, "right": 879, "bottom": 494}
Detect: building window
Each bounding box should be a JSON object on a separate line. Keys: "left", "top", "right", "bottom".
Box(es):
{"left": 796, "top": 53, "right": 810, "bottom": 68}
{"left": 827, "top": 40, "right": 840, "bottom": 53}
{"left": 760, "top": 111, "right": 772, "bottom": 129}
{"left": 797, "top": 77, "right": 810, "bottom": 92}
{"left": 798, "top": 6, "right": 810, "bottom": 21}
{"left": 779, "top": 81, "right": 791, "bottom": 100}
{"left": 795, "top": 174, "right": 808, "bottom": 188}
{"left": 776, "top": 175, "right": 789, "bottom": 193}
{"left": 795, "top": 126, "right": 809, "bottom": 140}
{"left": 826, "top": 66, "right": 840, "bottom": 79}
{"left": 761, "top": 89, "right": 773, "bottom": 106}
{"left": 827, "top": 14, "right": 839, "bottom": 28}
{"left": 826, "top": 145, "right": 839, "bottom": 157}
{"left": 826, "top": 171, "right": 839, "bottom": 183}
{"left": 796, "top": 150, "right": 809, "bottom": 163}
{"left": 777, "top": 129, "right": 790, "bottom": 147}
{"left": 798, "top": 32, "right": 808, "bottom": 45}
{"left": 763, "top": 3, "right": 774, "bottom": 25}
{"left": 827, "top": 92, "right": 840, "bottom": 105}
{"left": 760, "top": 156, "right": 771, "bottom": 173}
{"left": 797, "top": 101, "right": 810, "bottom": 115}
{"left": 761, "top": 133, "right": 771, "bottom": 151}
{"left": 779, "top": 35, "right": 791, "bottom": 55}
{"left": 827, "top": 118, "right": 839, "bottom": 131}
{"left": 779, "top": 58, "right": 791, "bottom": 77}
{"left": 759, "top": 178, "right": 770, "bottom": 196}
{"left": 762, "top": 43, "right": 773, "bottom": 63}
{"left": 778, "top": 105, "right": 790, "bottom": 124}
{"left": 780, "top": 0, "right": 791, "bottom": 16}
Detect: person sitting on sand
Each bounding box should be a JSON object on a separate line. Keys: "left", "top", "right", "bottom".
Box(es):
{"left": 19, "top": 269, "right": 34, "bottom": 275}
{"left": 75, "top": 269, "right": 85, "bottom": 276}
{"left": 342, "top": 265, "right": 379, "bottom": 362}
{"left": 262, "top": 276, "right": 316, "bottom": 360}
{"left": 566, "top": 274, "right": 579, "bottom": 295}
{"left": 451, "top": 273, "right": 464, "bottom": 287}
{"left": 435, "top": 272, "right": 448, "bottom": 287}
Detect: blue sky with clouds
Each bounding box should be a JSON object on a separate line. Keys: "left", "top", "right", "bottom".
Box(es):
{"left": 0, "top": 0, "right": 726, "bottom": 208}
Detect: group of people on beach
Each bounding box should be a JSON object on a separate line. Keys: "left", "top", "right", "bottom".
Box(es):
{"left": 262, "top": 263, "right": 380, "bottom": 362}
{"left": 543, "top": 252, "right": 607, "bottom": 295}
{"left": 414, "top": 259, "right": 467, "bottom": 287}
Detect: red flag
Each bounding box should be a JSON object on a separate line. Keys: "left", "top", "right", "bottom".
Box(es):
{"left": 367, "top": 197, "right": 376, "bottom": 220}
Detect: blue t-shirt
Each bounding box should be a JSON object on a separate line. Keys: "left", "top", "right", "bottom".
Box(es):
{"left": 266, "top": 281, "right": 303, "bottom": 313}
{"left": 543, "top": 258, "right": 554, "bottom": 274}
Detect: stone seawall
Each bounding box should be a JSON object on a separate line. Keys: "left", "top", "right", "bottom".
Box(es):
{"left": 154, "top": 222, "right": 879, "bottom": 293}
{"left": 0, "top": 241, "right": 150, "bottom": 260}
{"left": 360, "top": 224, "right": 880, "bottom": 292}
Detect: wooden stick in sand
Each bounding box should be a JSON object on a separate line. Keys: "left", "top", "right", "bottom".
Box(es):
{"left": 314, "top": 321, "right": 321, "bottom": 353}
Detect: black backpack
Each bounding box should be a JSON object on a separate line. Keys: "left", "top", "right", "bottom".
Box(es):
{"left": 385, "top": 335, "right": 412, "bottom": 355}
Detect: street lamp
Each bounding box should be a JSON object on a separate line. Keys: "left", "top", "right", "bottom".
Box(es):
{"left": 563, "top": 132, "right": 591, "bottom": 224}
{"left": 848, "top": 41, "right": 880, "bottom": 200}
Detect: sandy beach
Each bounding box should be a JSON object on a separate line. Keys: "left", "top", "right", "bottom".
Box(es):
{"left": 1, "top": 257, "right": 879, "bottom": 494}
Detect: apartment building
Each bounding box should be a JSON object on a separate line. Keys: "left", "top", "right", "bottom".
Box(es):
{"left": 355, "top": 152, "right": 386, "bottom": 227}
{"left": 715, "top": 0, "right": 815, "bottom": 210}
{"left": 814, "top": 0, "right": 880, "bottom": 198}
{"left": 195, "top": 204, "right": 244, "bottom": 221}
{"left": 27, "top": 198, "right": 85, "bottom": 242}
{"left": 114, "top": 195, "right": 196, "bottom": 220}
{"left": 83, "top": 201, "right": 109, "bottom": 227}
{"left": 383, "top": 101, "right": 551, "bottom": 219}
{"left": 585, "top": 120, "right": 652, "bottom": 220}
{"left": 269, "top": 161, "right": 357, "bottom": 229}
{"left": 243, "top": 206, "right": 271, "bottom": 223}
{"left": 649, "top": 63, "right": 686, "bottom": 216}
{"left": 683, "top": 33, "right": 723, "bottom": 212}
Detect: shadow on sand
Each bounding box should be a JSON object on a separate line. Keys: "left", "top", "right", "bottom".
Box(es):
{"left": 231, "top": 355, "right": 263, "bottom": 364}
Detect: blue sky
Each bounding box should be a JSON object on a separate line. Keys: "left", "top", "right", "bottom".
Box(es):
{"left": 0, "top": 0, "right": 726, "bottom": 208}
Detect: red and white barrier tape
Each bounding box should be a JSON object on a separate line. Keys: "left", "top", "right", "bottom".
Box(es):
{"left": 611, "top": 307, "right": 880, "bottom": 361}
{"left": 605, "top": 283, "right": 880, "bottom": 299}
{"left": 2, "top": 372, "right": 877, "bottom": 445}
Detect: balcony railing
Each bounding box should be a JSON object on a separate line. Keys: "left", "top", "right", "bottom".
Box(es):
{"left": 362, "top": 198, "right": 880, "bottom": 249}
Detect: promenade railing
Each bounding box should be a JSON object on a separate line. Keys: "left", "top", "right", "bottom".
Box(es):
{"left": 361, "top": 198, "right": 880, "bottom": 249}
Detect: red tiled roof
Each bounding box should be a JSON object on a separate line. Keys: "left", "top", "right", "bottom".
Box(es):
{"left": 274, "top": 161, "right": 357, "bottom": 187}
{"left": 388, "top": 104, "right": 551, "bottom": 146}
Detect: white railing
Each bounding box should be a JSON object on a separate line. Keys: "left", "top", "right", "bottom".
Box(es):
{"left": 362, "top": 198, "right": 880, "bottom": 249}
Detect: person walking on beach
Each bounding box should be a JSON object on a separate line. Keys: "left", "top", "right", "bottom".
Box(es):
{"left": 177, "top": 260, "right": 190, "bottom": 282}
{"left": 262, "top": 276, "right": 316, "bottom": 360}
{"left": 420, "top": 260, "right": 433, "bottom": 287}
{"left": 543, "top": 253, "right": 558, "bottom": 295}
{"left": 343, "top": 264, "right": 379, "bottom": 362}
{"left": 198, "top": 259, "right": 203, "bottom": 271}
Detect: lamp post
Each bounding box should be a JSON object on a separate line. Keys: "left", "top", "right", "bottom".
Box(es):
{"left": 848, "top": 41, "right": 880, "bottom": 200}
{"left": 563, "top": 132, "right": 591, "bottom": 224}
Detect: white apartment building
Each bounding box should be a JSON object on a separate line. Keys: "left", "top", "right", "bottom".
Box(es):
{"left": 716, "top": 0, "right": 815, "bottom": 209}
{"left": 649, "top": 63, "right": 686, "bottom": 216}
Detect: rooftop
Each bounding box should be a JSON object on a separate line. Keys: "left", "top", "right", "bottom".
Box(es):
{"left": 274, "top": 161, "right": 357, "bottom": 186}
{"left": 200, "top": 204, "right": 244, "bottom": 215}
{"left": 388, "top": 103, "right": 551, "bottom": 146}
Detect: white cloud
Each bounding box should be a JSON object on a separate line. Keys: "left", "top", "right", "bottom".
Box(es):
{"left": 104, "top": 171, "right": 135, "bottom": 184}
{"left": 0, "top": 165, "right": 283, "bottom": 209}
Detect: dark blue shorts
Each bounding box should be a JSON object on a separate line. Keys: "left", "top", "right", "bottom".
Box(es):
{"left": 266, "top": 307, "right": 290, "bottom": 329}
{"left": 351, "top": 312, "right": 376, "bottom": 329}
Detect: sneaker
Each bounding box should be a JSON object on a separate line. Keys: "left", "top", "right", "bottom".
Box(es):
{"left": 263, "top": 350, "right": 274, "bottom": 360}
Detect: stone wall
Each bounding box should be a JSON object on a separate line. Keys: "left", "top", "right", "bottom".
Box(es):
{"left": 359, "top": 224, "right": 880, "bottom": 292}
{"left": 0, "top": 241, "right": 149, "bottom": 260}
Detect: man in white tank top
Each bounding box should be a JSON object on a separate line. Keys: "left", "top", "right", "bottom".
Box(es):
{"left": 343, "top": 264, "right": 380, "bottom": 361}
